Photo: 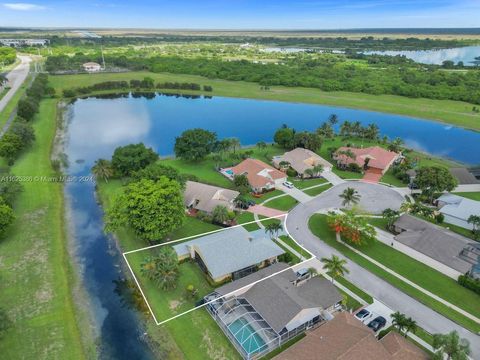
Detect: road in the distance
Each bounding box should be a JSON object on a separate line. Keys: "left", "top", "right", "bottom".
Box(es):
{"left": 285, "top": 182, "right": 480, "bottom": 358}
{"left": 0, "top": 55, "right": 31, "bottom": 113}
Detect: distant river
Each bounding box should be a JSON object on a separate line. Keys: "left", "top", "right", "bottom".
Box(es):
{"left": 365, "top": 45, "right": 480, "bottom": 66}
{"left": 64, "top": 93, "right": 480, "bottom": 359}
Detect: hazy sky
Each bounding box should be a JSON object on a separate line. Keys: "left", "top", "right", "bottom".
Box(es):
{"left": 1, "top": 0, "right": 480, "bottom": 29}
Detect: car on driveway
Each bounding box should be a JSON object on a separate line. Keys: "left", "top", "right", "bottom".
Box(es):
{"left": 354, "top": 308, "right": 371, "bottom": 321}
{"left": 283, "top": 181, "right": 294, "bottom": 189}
{"left": 367, "top": 316, "right": 386, "bottom": 332}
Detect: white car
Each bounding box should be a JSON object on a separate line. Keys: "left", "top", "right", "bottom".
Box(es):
{"left": 283, "top": 181, "right": 294, "bottom": 189}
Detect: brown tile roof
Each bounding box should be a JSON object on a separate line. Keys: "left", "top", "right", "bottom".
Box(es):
{"left": 334, "top": 146, "right": 398, "bottom": 171}
{"left": 231, "top": 158, "right": 286, "bottom": 188}
{"left": 274, "top": 312, "right": 427, "bottom": 360}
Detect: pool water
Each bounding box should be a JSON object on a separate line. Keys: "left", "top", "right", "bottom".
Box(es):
{"left": 228, "top": 318, "right": 267, "bottom": 355}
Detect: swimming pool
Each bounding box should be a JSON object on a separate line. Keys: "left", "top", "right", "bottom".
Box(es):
{"left": 224, "top": 169, "right": 234, "bottom": 176}
{"left": 228, "top": 318, "right": 267, "bottom": 356}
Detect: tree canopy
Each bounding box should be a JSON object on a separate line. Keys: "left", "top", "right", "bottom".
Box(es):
{"left": 415, "top": 166, "right": 457, "bottom": 202}
{"left": 111, "top": 143, "right": 158, "bottom": 177}
{"left": 174, "top": 128, "right": 217, "bottom": 161}
{"left": 106, "top": 177, "right": 185, "bottom": 242}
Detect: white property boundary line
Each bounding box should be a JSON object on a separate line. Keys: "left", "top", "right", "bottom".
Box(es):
{"left": 121, "top": 213, "right": 316, "bottom": 326}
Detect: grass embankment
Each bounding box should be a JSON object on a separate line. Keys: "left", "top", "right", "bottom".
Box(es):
{"left": 48, "top": 72, "right": 480, "bottom": 131}
{"left": 0, "top": 99, "right": 87, "bottom": 359}
{"left": 97, "top": 180, "right": 241, "bottom": 360}
{"left": 0, "top": 74, "right": 31, "bottom": 128}
{"left": 308, "top": 214, "right": 480, "bottom": 333}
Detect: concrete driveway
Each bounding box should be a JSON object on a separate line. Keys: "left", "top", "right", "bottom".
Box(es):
{"left": 276, "top": 183, "right": 312, "bottom": 203}
{"left": 0, "top": 56, "right": 31, "bottom": 113}
{"left": 246, "top": 205, "right": 286, "bottom": 218}
{"left": 285, "top": 181, "right": 480, "bottom": 357}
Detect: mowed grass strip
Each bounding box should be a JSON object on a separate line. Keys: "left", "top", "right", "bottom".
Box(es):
{"left": 303, "top": 183, "right": 333, "bottom": 196}
{"left": 263, "top": 195, "right": 298, "bottom": 211}
{"left": 0, "top": 74, "right": 31, "bottom": 128}
{"left": 97, "top": 180, "right": 241, "bottom": 360}
{"left": 309, "top": 214, "right": 480, "bottom": 333}
{"left": 0, "top": 99, "right": 86, "bottom": 359}
{"left": 48, "top": 72, "right": 480, "bottom": 131}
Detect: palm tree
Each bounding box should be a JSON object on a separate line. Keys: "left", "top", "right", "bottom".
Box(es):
{"left": 265, "top": 222, "right": 283, "bottom": 239}
{"left": 234, "top": 195, "right": 249, "bottom": 210}
{"left": 467, "top": 215, "right": 480, "bottom": 240}
{"left": 321, "top": 255, "right": 349, "bottom": 284}
{"left": 389, "top": 137, "right": 404, "bottom": 153}
{"left": 339, "top": 187, "right": 361, "bottom": 207}
{"left": 140, "top": 248, "right": 179, "bottom": 290}
{"left": 328, "top": 113, "right": 339, "bottom": 126}
{"left": 391, "top": 311, "right": 407, "bottom": 334}
{"left": 382, "top": 208, "right": 400, "bottom": 231}
{"left": 312, "top": 164, "right": 324, "bottom": 177}
{"left": 304, "top": 168, "right": 315, "bottom": 178}
{"left": 340, "top": 121, "right": 352, "bottom": 138}
{"left": 92, "top": 158, "right": 113, "bottom": 183}
{"left": 365, "top": 123, "right": 380, "bottom": 140}
{"left": 317, "top": 122, "right": 334, "bottom": 138}
{"left": 352, "top": 121, "right": 362, "bottom": 137}
{"left": 432, "top": 331, "right": 470, "bottom": 360}
{"left": 212, "top": 205, "right": 229, "bottom": 224}
{"left": 404, "top": 317, "right": 417, "bottom": 337}
{"left": 229, "top": 137, "right": 241, "bottom": 154}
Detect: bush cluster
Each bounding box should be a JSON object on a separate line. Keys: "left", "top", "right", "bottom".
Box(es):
{"left": 458, "top": 274, "right": 480, "bottom": 295}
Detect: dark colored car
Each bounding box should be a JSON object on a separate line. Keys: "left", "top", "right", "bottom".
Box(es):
{"left": 367, "top": 316, "right": 386, "bottom": 332}
{"left": 355, "top": 309, "right": 370, "bottom": 321}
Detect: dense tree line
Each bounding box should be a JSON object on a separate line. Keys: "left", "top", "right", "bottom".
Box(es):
{"left": 0, "top": 74, "right": 52, "bottom": 164}
{"left": 0, "top": 47, "right": 16, "bottom": 66}
{"left": 62, "top": 79, "right": 213, "bottom": 98}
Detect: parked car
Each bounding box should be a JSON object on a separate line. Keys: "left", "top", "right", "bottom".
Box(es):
{"left": 283, "top": 181, "right": 294, "bottom": 189}
{"left": 354, "top": 309, "right": 371, "bottom": 321}
{"left": 367, "top": 316, "right": 387, "bottom": 332}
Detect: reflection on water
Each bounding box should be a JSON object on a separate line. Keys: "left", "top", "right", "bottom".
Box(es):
{"left": 365, "top": 46, "right": 480, "bottom": 66}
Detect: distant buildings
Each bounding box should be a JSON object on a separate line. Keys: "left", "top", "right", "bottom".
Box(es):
{"left": 0, "top": 39, "right": 49, "bottom": 47}
{"left": 82, "top": 62, "right": 102, "bottom": 72}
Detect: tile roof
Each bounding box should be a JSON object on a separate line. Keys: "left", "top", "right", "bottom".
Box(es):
{"left": 274, "top": 312, "right": 428, "bottom": 360}
{"left": 184, "top": 181, "right": 239, "bottom": 213}
{"left": 172, "top": 228, "right": 284, "bottom": 279}
{"left": 231, "top": 158, "right": 286, "bottom": 188}
{"left": 334, "top": 146, "right": 398, "bottom": 170}
{"left": 273, "top": 147, "right": 332, "bottom": 174}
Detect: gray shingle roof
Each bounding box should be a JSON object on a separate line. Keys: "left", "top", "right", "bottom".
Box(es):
{"left": 273, "top": 148, "right": 332, "bottom": 175}
{"left": 449, "top": 168, "right": 480, "bottom": 185}
{"left": 437, "top": 193, "right": 480, "bottom": 221}
{"left": 172, "top": 227, "right": 284, "bottom": 279}
{"left": 184, "top": 181, "right": 239, "bottom": 213}
{"left": 394, "top": 214, "right": 473, "bottom": 273}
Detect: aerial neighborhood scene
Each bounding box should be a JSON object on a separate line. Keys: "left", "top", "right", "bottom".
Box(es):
{"left": 1, "top": 1, "right": 480, "bottom": 360}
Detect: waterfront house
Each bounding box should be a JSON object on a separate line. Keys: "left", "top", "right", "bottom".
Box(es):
{"left": 184, "top": 181, "right": 239, "bottom": 214}
{"left": 272, "top": 148, "right": 332, "bottom": 177}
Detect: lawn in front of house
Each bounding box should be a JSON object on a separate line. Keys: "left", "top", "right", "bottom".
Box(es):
{"left": 263, "top": 195, "right": 298, "bottom": 211}
{"left": 453, "top": 192, "right": 480, "bottom": 201}
{"left": 303, "top": 183, "right": 333, "bottom": 196}
{"left": 380, "top": 168, "right": 408, "bottom": 187}
{"left": 308, "top": 214, "right": 480, "bottom": 333}
{"left": 97, "top": 180, "right": 241, "bottom": 359}
{"left": 279, "top": 235, "right": 310, "bottom": 259}
{"left": 288, "top": 176, "right": 328, "bottom": 189}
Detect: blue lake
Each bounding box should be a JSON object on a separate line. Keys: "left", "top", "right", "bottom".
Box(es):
{"left": 64, "top": 93, "right": 480, "bottom": 359}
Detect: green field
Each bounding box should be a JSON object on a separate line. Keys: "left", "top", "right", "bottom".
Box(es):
{"left": 0, "top": 74, "right": 31, "bottom": 128}
{"left": 48, "top": 72, "right": 480, "bottom": 131}
{"left": 304, "top": 183, "right": 333, "bottom": 196}
{"left": 263, "top": 195, "right": 298, "bottom": 211}
{"left": 309, "top": 214, "right": 480, "bottom": 333}
{"left": 97, "top": 180, "right": 241, "bottom": 360}
{"left": 288, "top": 176, "right": 328, "bottom": 189}
{"left": 0, "top": 99, "right": 88, "bottom": 359}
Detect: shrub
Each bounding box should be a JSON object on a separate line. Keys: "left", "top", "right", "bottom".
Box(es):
{"left": 435, "top": 213, "right": 444, "bottom": 224}
{"left": 347, "top": 163, "right": 362, "bottom": 173}
{"left": 286, "top": 168, "right": 298, "bottom": 177}
{"left": 278, "top": 252, "right": 293, "bottom": 264}
{"left": 458, "top": 274, "right": 480, "bottom": 295}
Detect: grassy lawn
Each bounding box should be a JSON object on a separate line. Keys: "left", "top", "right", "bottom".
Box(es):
{"left": 273, "top": 240, "right": 301, "bottom": 265}
{"left": 0, "top": 86, "right": 10, "bottom": 100}
{"left": 235, "top": 211, "right": 261, "bottom": 231}
{"left": 453, "top": 192, "right": 480, "bottom": 201}
{"left": 263, "top": 195, "right": 298, "bottom": 211}
{"left": 262, "top": 334, "right": 306, "bottom": 360}
{"left": 334, "top": 276, "right": 374, "bottom": 305}
{"left": 279, "top": 235, "right": 310, "bottom": 259}
{"left": 48, "top": 72, "right": 480, "bottom": 131}
{"left": 339, "top": 289, "right": 363, "bottom": 312}
{"left": 308, "top": 214, "right": 480, "bottom": 333}
{"left": 380, "top": 168, "right": 408, "bottom": 187}
{"left": 97, "top": 180, "right": 241, "bottom": 360}
{"left": 0, "top": 74, "right": 31, "bottom": 128}
{"left": 288, "top": 176, "right": 328, "bottom": 189}
{"left": 246, "top": 189, "right": 285, "bottom": 204}
{"left": 304, "top": 183, "right": 333, "bottom": 196}
{"left": 0, "top": 99, "right": 88, "bottom": 359}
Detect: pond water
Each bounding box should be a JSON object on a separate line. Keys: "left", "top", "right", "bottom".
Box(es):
{"left": 364, "top": 46, "right": 480, "bottom": 66}
{"left": 64, "top": 93, "right": 480, "bottom": 358}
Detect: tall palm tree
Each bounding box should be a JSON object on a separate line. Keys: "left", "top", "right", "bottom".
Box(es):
{"left": 390, "top": 311, "right": 407, "bottom": 334}
{"left": 321, "top": 255, "right": 349, "bottom": 284}
{"left": 389, "top": 137, "right": 404, "bottom": 153}
{"left": 265, "top": 222, "right": 283, "bottom": 239}
{"left": 304, "top": 168, "right": 315, "bottom": 178}
{"left": 229, "top": 137, "right": 241, "bottom": 154}
{"left": 339, "top": 187, "right": 361, "bottom": 207}
{"left": 366, "top": 123, "right": 380, "bottom": 140}
{"left": 92, "top": 158, "right": 113, "bottom": 183}
{"left": 432, "top": 331, "right": 470, "bottom": 360}
{"left": 312, "top": 164, "right": 324, "bottom": 177}
{"left": 467, "top": 215, "right": 480, "bottom": 239}
{"left": 328, "top": 113, "right": 339, "bottom": 126}
{"left": 382, "top": 208, "right": 400, "bottom": 231}
{"left": 317, "top": 122, "right": 334, "bottom": 138}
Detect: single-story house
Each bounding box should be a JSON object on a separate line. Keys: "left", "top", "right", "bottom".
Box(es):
{"left": 333, "top": 146, "right": 399, "bottom": 175}
{"left": 223, "top": 158, "right": 287, "bottom": 193}
{"left": 437, "top": 193, "right": 480, "bottom": 230}
{"left": 206, "top": 263, "right": 343, "bottom": 359}
{"left": 272, "top": 147, "right": 332, "bottom": 177}
{"left": 274, "top": 312, "right": 428, "bottom": 360}
{"left": 82, "top": 62, "right": 102, "bottom": 72}
{"left": 393, "top": 214, "right": 477, "bottom": 274}
{"left": 172, "top": 227, "right": 284, "bottom": 283}
{"left": 184, "top": 181, "right": 239, "bottom": 214}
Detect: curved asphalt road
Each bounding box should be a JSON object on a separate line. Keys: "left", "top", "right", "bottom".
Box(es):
{"left": 286, "top": 181, "right": 480, "bottom": 358}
